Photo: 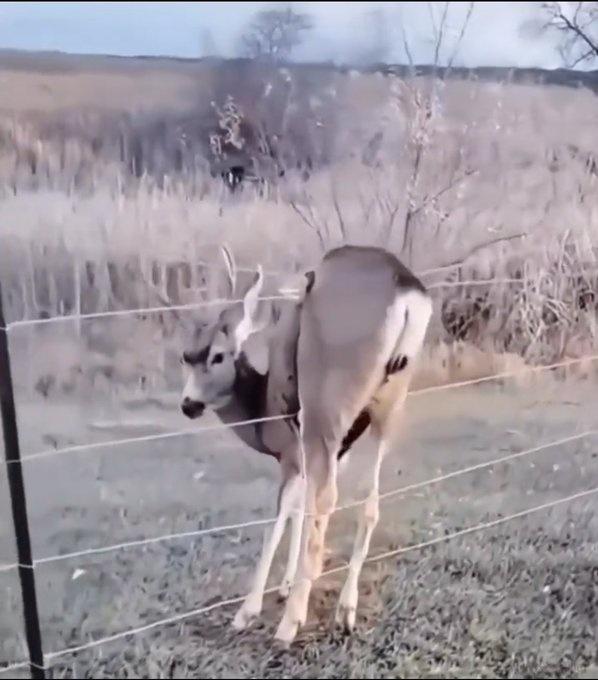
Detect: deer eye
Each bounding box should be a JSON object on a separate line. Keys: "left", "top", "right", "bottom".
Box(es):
{"left": 212, "top": 352, "right": 224, "bottom": 365}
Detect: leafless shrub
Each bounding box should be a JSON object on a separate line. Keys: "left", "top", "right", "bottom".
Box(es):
{"left": 438, "top": 236, "right": 598, "bottom": 362}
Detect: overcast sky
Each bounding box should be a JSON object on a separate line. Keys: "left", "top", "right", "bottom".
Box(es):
{"left": 0, "top": 2, "right": 566, "bottom": 69}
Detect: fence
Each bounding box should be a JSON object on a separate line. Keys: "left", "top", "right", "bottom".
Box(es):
{"left": 1, "top": 269, "right": 597, "bottom": 678}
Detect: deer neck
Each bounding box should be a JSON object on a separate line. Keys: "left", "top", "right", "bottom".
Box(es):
{"left": 214, "top": 351, "right": 277, "bottom": 458}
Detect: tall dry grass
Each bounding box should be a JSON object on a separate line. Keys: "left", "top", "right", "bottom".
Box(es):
{"left": 1, "top": 60, "right": 597, "bottom": 398}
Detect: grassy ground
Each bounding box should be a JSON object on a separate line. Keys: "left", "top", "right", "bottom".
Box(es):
{"left": 46, "top": 518, "right": 598, "bottom": 679}
{"left": 2, "top": 375, "right": 598, "bottom": 678}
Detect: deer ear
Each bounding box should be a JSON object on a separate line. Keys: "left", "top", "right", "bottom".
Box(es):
{"left": 234, "top": 266, "right": 265, "bottom": 353}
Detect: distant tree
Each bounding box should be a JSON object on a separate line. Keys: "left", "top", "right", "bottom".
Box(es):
{"left": 239, "top": 5, "right": 314, "bottom": 61}
{"left": 528, "top": 2, "right": 598, "bottom": 68}
{"left": 397, "top": 1, "right": 475, "bottom": 70}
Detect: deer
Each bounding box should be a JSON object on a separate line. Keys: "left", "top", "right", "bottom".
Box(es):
{"left": 180, "top": 244, "right": 432, "bottom": 645}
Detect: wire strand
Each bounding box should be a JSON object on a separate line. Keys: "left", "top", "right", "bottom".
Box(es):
{"left": 5, "top": 248, "right": 598, "bottom": 330}
{"left": 4, "top": 278, "right": 526, "bottom": 330}
{"left": 7, "top": 414, "right": 294, "bottom": 465}
{"left": 0, "top": 562, "right": 33, "bottom": 574}
{"left": 325, "top": 485, "right": 598, "bottom": 576}
{"left": 4, "top": 353, "right": 595, "bottom": 468}
{"left": 410, "top": 354, "right": 598, "bottom": 396}
{"left": 337, "top": 429, "right": 598, "bottom": 513}
{"left": 42, "top": 484, "right": 598, "bottom": 664}
{"left": 0, "top": 660, "right": 45, "bottom": 674}
{"left": 43, "top": 593, "right": 258, "bottom": 662}
{"left": 5, "top": 294, "right": 298, "bottom": 331}
{"left": 34, "top": 518, "right": 277, "bottom": 566}
{"left": 427, "top": 277, "right": 523, "bottom": 289}
{"left": 27, "top": 429, "right": 597, "bottom": 567}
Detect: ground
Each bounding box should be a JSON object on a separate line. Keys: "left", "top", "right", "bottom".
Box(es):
{"left": 1, "top": 372, "right": 598, "bottom": 678}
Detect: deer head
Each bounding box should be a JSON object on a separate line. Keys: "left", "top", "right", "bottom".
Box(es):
{"left": 180, "top": 245, "right": 267, "bottom": 419}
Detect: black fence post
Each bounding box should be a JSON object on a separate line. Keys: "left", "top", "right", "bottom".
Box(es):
{"left": 0, "top": 283, "right": 46, "bottom": 679}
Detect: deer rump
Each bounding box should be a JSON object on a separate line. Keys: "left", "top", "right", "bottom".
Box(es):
{"left": 263, "top": 246, "right": 425, "bottom": 461}
{"left": 261, "top": 295, "right": 370, "bottom": 462}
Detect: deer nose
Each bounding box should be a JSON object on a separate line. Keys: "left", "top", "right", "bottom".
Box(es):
{"left": 181, "top": 397, "right": 205, "bottom": 419}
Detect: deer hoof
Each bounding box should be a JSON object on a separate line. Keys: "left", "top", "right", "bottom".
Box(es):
{"left": 232, "top": 594, "right": 262, "bottom": 630}
{"left": 274, "top": 614, "right": 299, "bottom": 647}
{"left": 335, "top": 602, "right": 356, "bottom": 633}
{"left": 336, "top": 580, "right": 357, "bottom": 632}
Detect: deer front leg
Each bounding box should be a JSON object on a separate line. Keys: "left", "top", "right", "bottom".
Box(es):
{"left": 232, "top": 472, "right": 303, "bottom": 630}
{"left": 275, "top": 445, "right": 339, "bottom": 645}
{"left": 278, "top": 497, "right": 304, "bottom": 600}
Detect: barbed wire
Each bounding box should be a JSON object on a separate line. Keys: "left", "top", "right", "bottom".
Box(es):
{"left": 325, "top": 485, "right": 598, "bottom": 575}
{"left": 5, "top": 241, "right": 598, "bottom": 332}
{"left": 5, "top": 414, "right": 294, "bottom": 466}
{"left": 3, "top": 276, "right": 542, "bottom": 331}
{"left": 0, "top": 427, "right": 594, "bottom": 576}
{"left": 426, "top": 277, "right": 522, "bottom": 289}
{"left": 4, "top": 294, "right": 298, "bottom": 331}
{"left": 0, "top": 659, "right": 40, "bottom": 674}
{"left": 1, "top": 353, "right": 593, "bottom": 470}
{"left": 2, "top": 483, "right": 593, "bottom": 673}
{"left": 336, "top": 429, "right": 597, "bottom": 513}
{"left": 0, "top": 562, "right": 26, "bottom": 574}
{"left": 33, "top": 517, "right": 277, "bottom": 567}
{"left": 410, "top": 353, "right": 598, "bottom": 396}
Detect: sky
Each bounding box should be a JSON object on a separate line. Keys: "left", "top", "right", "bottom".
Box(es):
{"left": 0, "top": 2, "right": 566, "bottom": 69}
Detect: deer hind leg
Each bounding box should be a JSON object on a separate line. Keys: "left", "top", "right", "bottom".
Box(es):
{"left": 232, "top": 464, "right": 304, "bottom": 630}
{"left": 335, "top": 435, "right": 385, "bottom": 631}
{"left": 274, "top": 433, "right": 340, "bottom": 645}
{"left": 336, "top": 372, "right": 411, "bottom": 632}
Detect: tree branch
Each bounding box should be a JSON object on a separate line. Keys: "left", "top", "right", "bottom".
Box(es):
{"left": 570, "top": 46, "right": 595, "bottom": 65}
{"left": 446, "top": 1, "right": 475, "bottom": 71}
{"left": 433, "top": 2, "right": 451, "bottom": 67}
{"left": 551, "top": 3, "right": 598, "bottom": 64}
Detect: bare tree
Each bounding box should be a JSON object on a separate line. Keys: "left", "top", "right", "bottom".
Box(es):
{"left": 533, "top": 2, "right": 598, "bottom": 67}
{"left": 239, "top": 5, "right": 314, "bottom": 61}
{"left": 398, "top": 1, "right": 475, "bottom": 71}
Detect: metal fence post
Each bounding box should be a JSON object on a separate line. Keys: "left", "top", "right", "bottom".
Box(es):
{"left": 0, "top": 283, "right": 45, "bottom": 679}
